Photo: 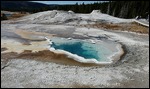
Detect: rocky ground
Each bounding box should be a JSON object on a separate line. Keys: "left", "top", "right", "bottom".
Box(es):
{"left": 1, "top": 10, "right": 149, "bottom": 88}
{"left": 1, "top": 45, "right": 149, "bottom": 88}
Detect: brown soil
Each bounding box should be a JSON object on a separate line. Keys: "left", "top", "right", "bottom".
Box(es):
{"left": 1, "top": 52, "right": 18, "bottom": 65}
{"left": 81, "top": 22, "right": 149, "bottom": 34}
{"left": 1, "top": 48, "right": 8, "bottom": 52}
{"left": 1, "top": 50, "right": 104, "bottom": 67}
{"left": 7, "top": 13, "right": 28, "bottom": 20}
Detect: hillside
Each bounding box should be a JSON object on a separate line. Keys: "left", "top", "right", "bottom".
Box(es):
{"left": 1, "top": 1, "right": 50, "bottom": 12}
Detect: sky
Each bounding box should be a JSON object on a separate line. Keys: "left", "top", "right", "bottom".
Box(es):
{"left": 31, "top": 1, "right": 105, "bottom": 5}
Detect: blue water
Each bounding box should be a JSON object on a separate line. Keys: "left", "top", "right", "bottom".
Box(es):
{"left": 50, "top": 37, "right": 114, "bottom": 62}
{"left": 51, "top": 42, "right": 99, "bottom": 59}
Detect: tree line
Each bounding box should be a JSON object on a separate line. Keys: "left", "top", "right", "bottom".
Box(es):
{"left": 1, "top": 1, "right": 149, "bottom": 19}
{"left": 56, "top": 1, "right": 149, "bottom": 19}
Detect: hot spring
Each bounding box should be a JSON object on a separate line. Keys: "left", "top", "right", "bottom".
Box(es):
{"left": 48, "top": 37, "right": 123, "bottom": 64}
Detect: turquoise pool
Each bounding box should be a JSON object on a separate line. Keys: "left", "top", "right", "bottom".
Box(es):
{"left": 50, "top": 37, "right": 117, "bottom": 62}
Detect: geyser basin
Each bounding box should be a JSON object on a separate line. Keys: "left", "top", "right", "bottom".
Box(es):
{"left": 49, "top": 37, "right": 123, "bottom": 64}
